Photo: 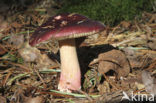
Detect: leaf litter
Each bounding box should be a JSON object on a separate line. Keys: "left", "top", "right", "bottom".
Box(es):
{"left": 0, "top": 1, "right": 156, "bottom": 103}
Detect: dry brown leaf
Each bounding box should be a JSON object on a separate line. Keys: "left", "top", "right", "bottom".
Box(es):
{"left": 19, "top": 42, "right": 58, "bottom": 70}
{"left": 9, "top": 34, "right": 24, "bottom": 48}
{"left": 98, "top": 49, "right": 130, "bottom": 78}
{"left": 23, "top": 96, "right": 44, "bottom": 103}
{"left": 18, "top": 43, "right": 40, "bottom": 62}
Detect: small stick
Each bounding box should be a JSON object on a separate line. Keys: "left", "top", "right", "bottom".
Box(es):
{"left": 77, "top": 89, "right": 93, "bottom": 101}
{"left": 2, "top": 71, "right": 12, "bottom": 87}
{"left": 33, "top": 68, "right": 46, "bottom": 88}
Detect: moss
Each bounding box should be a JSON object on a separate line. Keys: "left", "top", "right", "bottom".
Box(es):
{"left": 57, "top": 0, "right": 154, "bottom": 26}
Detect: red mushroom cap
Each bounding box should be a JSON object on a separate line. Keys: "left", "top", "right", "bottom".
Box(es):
{"left": 30, "top": 13, "right": 105, "bottom": 46}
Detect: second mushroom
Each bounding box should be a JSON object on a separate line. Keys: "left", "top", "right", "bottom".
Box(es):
{"left": 30, "top": 13, "right": 105, "bottom": 92}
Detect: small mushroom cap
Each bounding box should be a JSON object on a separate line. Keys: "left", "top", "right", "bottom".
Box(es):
{"left": 30, "top": 13, "right": 105, "bottom": 46}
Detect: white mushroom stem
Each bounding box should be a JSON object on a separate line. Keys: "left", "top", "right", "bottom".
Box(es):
{"left": 58, "top": 39, "right": 81, "bottom": 92}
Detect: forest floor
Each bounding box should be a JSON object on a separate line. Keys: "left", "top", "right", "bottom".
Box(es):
{"left": 0, "top": 1, "right": 156, "bottom": 103}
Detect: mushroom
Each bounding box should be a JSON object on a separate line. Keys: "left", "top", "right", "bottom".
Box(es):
{"left": 30, "top": 13, "right": 105, "bottom": 92}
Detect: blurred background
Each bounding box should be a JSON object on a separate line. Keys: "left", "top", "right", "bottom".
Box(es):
{"left": 0, "top": 0, "right": 155, "bottom": 26}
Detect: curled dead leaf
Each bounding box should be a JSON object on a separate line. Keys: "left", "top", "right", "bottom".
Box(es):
{"left": 97, "top": 49, "right": 130, "bottom": 78}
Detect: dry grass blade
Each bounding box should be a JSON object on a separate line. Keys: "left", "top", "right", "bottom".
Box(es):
{"left": 8, "top": 62, "right": 30, "bottom": 72}
{"left": 48, "top": 89, "right": 100, "bottom": 98}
